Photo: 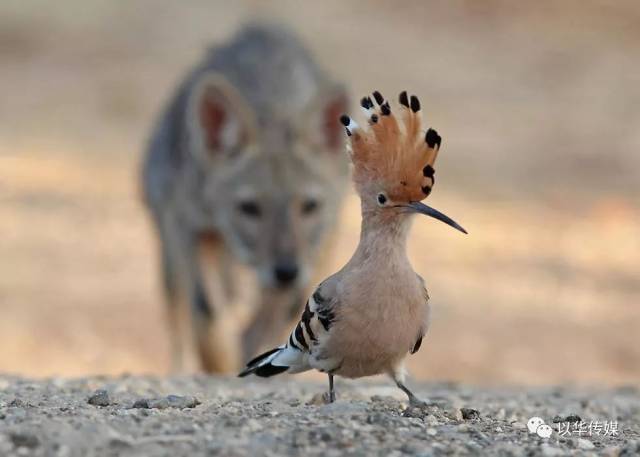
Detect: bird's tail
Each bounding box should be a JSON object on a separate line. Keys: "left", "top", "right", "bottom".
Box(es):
{"left": 238, "top": 345, "right": 291, "bottom": 378}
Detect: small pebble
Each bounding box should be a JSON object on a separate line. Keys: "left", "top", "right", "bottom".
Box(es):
{"left": 132, "top": 399, "right": 150, "bottom": 409}
{"left": 132, "top": 395, "right": 200, "bottom": 409}
{"left": 9, "top": 432, "right": 39, "bottom": 449}
{"left": 565, "top": 414, "right": 582, "bottom": 423}
{"left": 87, "top": 389, "right": 111, "bottom": 407}
{"left": 577, "top": 438, "right": 595, "bottom": 450}
{"left": 460, "top": 408, "right": 480, "bottom": 420}
{"left": 540, "top": 444, "right": 565, "bottom": 456}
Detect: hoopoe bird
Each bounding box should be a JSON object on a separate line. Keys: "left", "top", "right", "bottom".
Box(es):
{"left": 239, "top": 91, "right": 467, "bottom": 404}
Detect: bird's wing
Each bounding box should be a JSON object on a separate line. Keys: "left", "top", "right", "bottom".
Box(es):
{"left": 275, "top": 277, "right": 340, "bottom": 373}
{"left": 410, "top": 275, "right": 430, "bottom": 355}
{"left": 238, "top": 277, "right": 340, "bottom": 377}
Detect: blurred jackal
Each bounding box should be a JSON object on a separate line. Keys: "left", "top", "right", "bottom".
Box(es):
{"left": 142, "top": 25, "right": 349, "bottom": 373}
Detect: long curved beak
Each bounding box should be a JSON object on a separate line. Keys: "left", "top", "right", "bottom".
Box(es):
{"left": 406, "top": 201, "right": 468, "bottom": 234}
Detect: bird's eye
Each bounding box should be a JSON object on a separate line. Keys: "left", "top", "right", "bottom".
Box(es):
{"left": 238, "top": 200, "right": 261, "bottom": 218}
{"left": 301, "top": 198, "right": 321, "bottom": 216}
{"left": 377, "top": 193, "right": 387, "bottom": 206}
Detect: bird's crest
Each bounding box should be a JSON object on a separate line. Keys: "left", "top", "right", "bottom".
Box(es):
{"left": 340, "top": 91, "right": 441, "bottom": 202}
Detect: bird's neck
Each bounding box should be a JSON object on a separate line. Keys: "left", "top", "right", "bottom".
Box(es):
{"left": 350, "top": 206, "right": 413, "bottom": 267}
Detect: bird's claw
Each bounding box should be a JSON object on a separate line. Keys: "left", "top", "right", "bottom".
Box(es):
{"left": 408, "top": 396, "right": 430, "bottom": 408}
{"left": 322, "top": 391, "right": 336, "bottom": 404}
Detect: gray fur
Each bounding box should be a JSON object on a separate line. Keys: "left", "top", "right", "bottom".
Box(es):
{"left": 141, "top": 24, "right": 349, "bottom": 373}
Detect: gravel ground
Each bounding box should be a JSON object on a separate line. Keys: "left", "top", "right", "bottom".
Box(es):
{"left": 0, "top": 375, "right": 638, "bottom": 456}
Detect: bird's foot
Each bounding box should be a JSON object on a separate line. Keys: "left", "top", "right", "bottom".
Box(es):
{"left": 395, "top": 379, "right": 429, "bottom": 408}
{"left": 408, "top": 395, "right": 430, "bottom": 408}
{"left": 307, "top": 392, "right": 336, "bottom": 405}
{"left": 322, "top": 391, "right": 336, "bottom": 404}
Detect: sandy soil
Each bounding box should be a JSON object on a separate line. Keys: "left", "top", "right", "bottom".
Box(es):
{"left": 0, "top": 375, "right": 638, "bottom": 456}
{"left": 0, "top": 1, "right": 639, "bottom": 384}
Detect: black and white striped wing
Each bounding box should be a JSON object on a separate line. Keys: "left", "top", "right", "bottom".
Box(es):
{"left": 288, "top": 289, "right": 334, "bottom": 350}
{"left": 281, "top": 284, "right": 338, "bottom": 372}
{"left": 238, "top": 281, "right": 339, "bottom": 377}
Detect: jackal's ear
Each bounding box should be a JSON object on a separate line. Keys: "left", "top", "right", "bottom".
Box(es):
{"left": 188, "top": 73, "right": 257, "bottom": 160}
{"left": 305, "top": 86, "right": 350, "bottom": 153}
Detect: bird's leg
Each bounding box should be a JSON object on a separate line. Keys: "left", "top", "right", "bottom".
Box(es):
{"left": 328, "top": 374, "right": 335, "bottom": 403}
{"left": 393, "top": 373, "right": 428, "bottom": 407}
{"left": 396, "top": 380, "right": 423, "bottom": 405}
{"left": 322, "top": 374, "right": 336, "bottom": 403}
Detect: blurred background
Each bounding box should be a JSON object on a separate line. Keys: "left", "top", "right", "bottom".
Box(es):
{"left": 1, "top": 0, "right": 638, "bottom": 386}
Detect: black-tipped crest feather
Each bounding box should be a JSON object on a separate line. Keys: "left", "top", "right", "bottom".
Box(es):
{"left": 425, "top": 128, "right": 441, "bottom": 148}
{"left": 399, "top": 91, "right": 409, "bottom": 107}
{"left": 372, "top": 91, "right": 384, "bottom": 105}
{"left": 410, "top": 95, "right": 420, "bottom": 112}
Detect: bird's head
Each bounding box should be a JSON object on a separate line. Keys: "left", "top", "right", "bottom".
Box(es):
{"left": 340, "top": 91, "right": 467, "bottom": 234}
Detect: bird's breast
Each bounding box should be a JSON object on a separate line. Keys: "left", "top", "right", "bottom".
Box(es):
{"left": 324, "top": 273, "right": 429, "bottom": 378}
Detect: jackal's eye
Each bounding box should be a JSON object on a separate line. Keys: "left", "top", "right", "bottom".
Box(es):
{"left": 377, "top": 193, "right": 387, "bottom": 206}
{"left": 238, "top": 200, "right": 261, "bottom": 218}
{"left": 301, "top": 198, "right": 321, "bottom": 216}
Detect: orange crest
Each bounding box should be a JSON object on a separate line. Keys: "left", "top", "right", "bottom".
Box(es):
{"left": 340, "top": 91, "right": 442, "bottom": 203}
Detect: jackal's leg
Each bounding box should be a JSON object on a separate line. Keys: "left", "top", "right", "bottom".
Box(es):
{"left": 158, "top": 217, "right": 202, "bottom": 374}
{"left": 160, "top": 237, "right": 182, "bottom": 372}
{"left": 192, "top": 231, "right": 241, "bottom": 373}
{"left": 242, "top": 286, "right": 304, "bottom": 361}
{"left": 156, "top": 218, "right": 189, "bottom": 373}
